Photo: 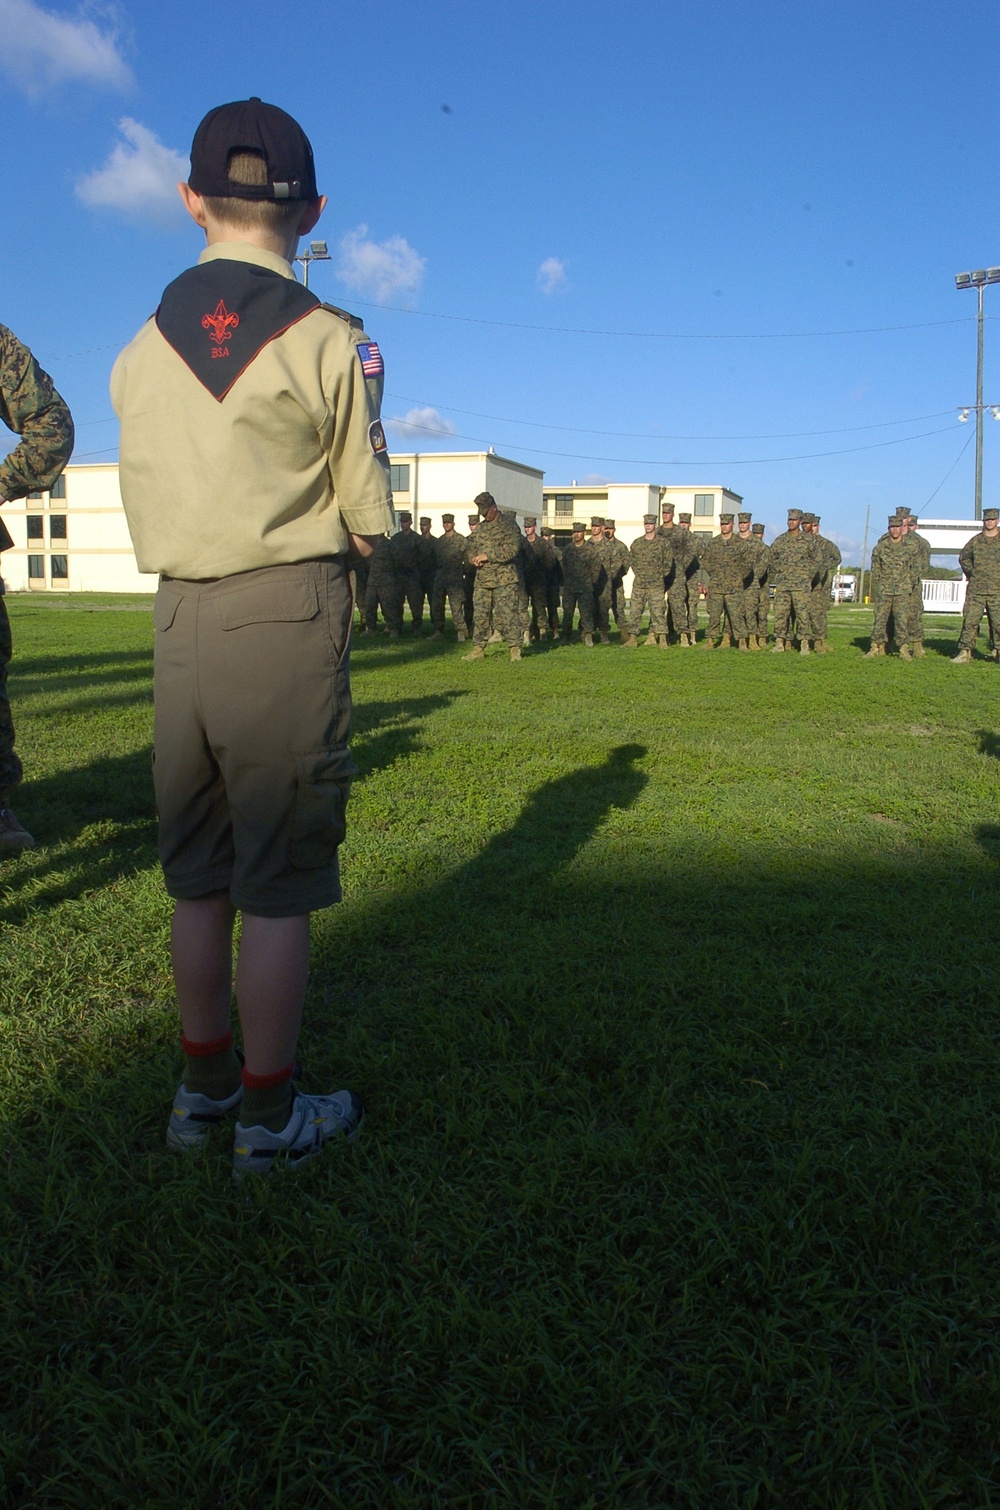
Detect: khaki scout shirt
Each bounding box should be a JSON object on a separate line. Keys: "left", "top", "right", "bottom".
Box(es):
{"left": 111, "top": 243, "right": 393, "bottom": 579}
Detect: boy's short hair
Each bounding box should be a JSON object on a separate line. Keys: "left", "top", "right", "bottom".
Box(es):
{"left": 201, "top": 151, "right": 307, "bottom": 236}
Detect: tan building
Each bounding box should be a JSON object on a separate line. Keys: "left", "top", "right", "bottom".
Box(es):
{"left": 541, "top": 483, "right": 743, "bottom": 546}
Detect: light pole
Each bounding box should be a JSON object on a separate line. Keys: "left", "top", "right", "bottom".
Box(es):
{"left": 295, "top": 239, "right": 330, "bottom": 289}
{"left": 955, "top": 267, "right": 1000, "bottom": 519}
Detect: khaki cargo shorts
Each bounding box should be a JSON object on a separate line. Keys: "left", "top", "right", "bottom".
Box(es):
{"left": 152, "top": 558, "right": 356, "bottom": 917}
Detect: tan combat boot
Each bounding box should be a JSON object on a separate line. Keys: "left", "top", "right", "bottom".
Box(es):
{"left": 799, "top": 641, "right": 810, "bottom": 656}
{"left": 912, "top": 642, "right": 926, "bottom": 658}
{"left": 600, "top": 631, "right": 611, "bottom": 644}
{"left": 644, "top": 631, "right": 657, "bottom": 647}
{"left": 863, "top": 644, "right": 884, "bottom": 658}
{"left": 658, "top": 635, "right": 669, "bottom": 648}
{"left": 771, "top": 639, "right": 785, "bottom": 653}
{"left": 898, "top": 644, "right": 913, "bottom": 661}
{"left": 430, "top": 630, "right": 443, "bottom": 641}
{"left": 622, "top": 634, "right": 638, "bottom": 647}
{"left": 952, "top": 648, "right": 972, "bottom": 663}
{"left": 738, "top": 637, "right": 749, "bottom": 651}
{"left": 813, "top": 639, "right": 827, "bottom": 654}
{"left": 583, "top": 632, "right": 595, "bottom": 647}
{"left": 456, "top": 628, "right": 469, "bottom": 641}
{"left": 462, "top": 644, "right": 484, "bottom": 661}
{"left": 522, "top": 629, "right": 531, "bottom": 648}
{"left": 720, "top": 632, "right": 731, "bottom": 648}
{"left": 679, "top": 632, "right": 690, "bottom": 647}
{"left": 510, "top": 645, "right": 522, "bottom": 661}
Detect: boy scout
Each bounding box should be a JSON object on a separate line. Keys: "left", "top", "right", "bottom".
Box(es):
{"left": 112, "top": 98, "right": 393, "bottom": 1174}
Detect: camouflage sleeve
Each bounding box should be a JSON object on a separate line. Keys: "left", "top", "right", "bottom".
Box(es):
{"left": 959, "top": 538, "right": 974, "bottom": 577}
{"left": 0, "top": 324, "right": 74, "bottom": 502}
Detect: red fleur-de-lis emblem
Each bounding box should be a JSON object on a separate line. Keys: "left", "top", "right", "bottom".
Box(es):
{"left": 201, "top": 299, "right": 240, "bottom": 344}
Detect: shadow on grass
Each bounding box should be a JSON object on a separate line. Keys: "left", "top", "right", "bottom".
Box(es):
{"left": 976, "top": 730, "right": 1000, "bottom": 760}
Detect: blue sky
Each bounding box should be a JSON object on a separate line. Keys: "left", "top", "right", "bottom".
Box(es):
{"left": 1, "top": 0, "right": 998, "bottom": 556}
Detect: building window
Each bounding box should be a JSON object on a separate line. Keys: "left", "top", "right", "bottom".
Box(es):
{"left": 27, "top": 555, "right": 45, "bottom": 579}
{"left": 694, "top": 494, "right": 715, "bottom": 516}
{"left": 554, "top": 494, "right": 574, "bottom": 515}
{"left": 26, "top": 515, "right": 43, "bottom": 539}
{"left": 50, "top": 555, "right": 68, "bottom": 579}
{"left": 27, "top": 490, "right": 43, "bottom": 500}
{"left": 390, "top": 464, "right": 410, "bottom": 492}
{"left": 693, "top": 530, "right": 713, "bottom": 539}
{"left": 50, "top": 515, "right": 67, "bottom": 540}
{"left": 49, "top": 475, "right": 66, "bottom": 499}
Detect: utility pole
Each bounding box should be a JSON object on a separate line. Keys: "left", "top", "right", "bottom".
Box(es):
{"left": 955, "top": 267, "right": 1000, "bottom": 520}
{"left": 858, "top": 504, "right": 870, "bottom": 604}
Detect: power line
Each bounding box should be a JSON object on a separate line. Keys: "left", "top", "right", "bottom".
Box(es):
{"left": 920, "top": 430, "right": 975, "bottom": 509}
{"left": 388, "top": 419, "right": 962, "bottom": 467}
{"left": 354, "top": 299, "right": 976, "bottom": 342}
{"left": 385, "top": 392, "right": 958, "bottom": 442}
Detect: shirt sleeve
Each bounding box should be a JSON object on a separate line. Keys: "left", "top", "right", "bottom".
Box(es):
{"left": 0, "top": 325, "right": 75, "bottom": 502}
{"left": 324, "top": 324, "right": 394, "bottom": 537}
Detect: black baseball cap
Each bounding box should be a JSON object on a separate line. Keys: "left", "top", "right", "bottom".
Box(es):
{"left": 189, "top": 97, "right": 318, "bottom": 201}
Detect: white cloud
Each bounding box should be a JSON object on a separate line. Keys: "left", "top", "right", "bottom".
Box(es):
{"left": 579, "top": 472, "right": 613, "bottom": 485}
{"left": 337, "top": 225, "right": 426, "bottom": 306}
{"left": 537, "top": 256, "right": 568, "bottom": 295}
{"left": 387, "top": 406, "right": 456, "bottom": 441}
{"left": 76, "top": 118, "right": 188, "bottom": 225}
{"left": 0, "top": 0, "right": 133, "bottom": 91}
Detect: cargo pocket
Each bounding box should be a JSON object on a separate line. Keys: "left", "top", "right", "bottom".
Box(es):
{"left": 216, "top": 577, "right": 319, "bottom": 631}
{"left": 153, "top": 588, "right": 182, "bottom": 632}
{"left": 289, "top": 748, "right": 358, "bottom": 869}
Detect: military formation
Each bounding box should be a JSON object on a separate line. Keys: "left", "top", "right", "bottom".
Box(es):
{"left": 353, "top": 495, "right": 1000, "bottom": 665}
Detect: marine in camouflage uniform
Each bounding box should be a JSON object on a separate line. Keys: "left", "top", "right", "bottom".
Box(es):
{"left": 804, "top": 513, "right": 841, "bottom": 653}
{"left": 953, "top": 508, "right": 1000, "bottom": 661}
{"left": 597, "top": 520, "right": 631, "bottom": 642}
{"left": 902, "top": 512, "right": 931, "bottom": 656}
{"left": 464, "top": 512, "right": 479, "bottom": 632}
{"left": 768, "top": 508, "right": 820, "bottom": 653}
{"left": 736, "top": 513, "right": 767, "bottom": 648}
{"left": 559, "top": 522, "right": 599, "bottom": 644}
{"left": 364, "top": 532, "right": 402, "bottom": 635}
{"left": 701, "top": 514, "right": 752, "bottom": 647}
{"left": 656, "top": 504, "right": 692, "bottom": 642}
{"left": 523, "top": 517, "right": 559, "bottom": 639}
{"left": 0, "top": 324, "right": 75, "bottom": 851}
{"left": 463, "top": 493, "right": 524, "bottom": 659}
{"left": 866, "top": 516, "right": 918, "bottom": 658}
{"left": 388, "top": 511, "right": 424, "bottom": 632}
{"left": 585, "top": 517, "right": 609, "bottom": 638}
{"left": 676, "top": 513, "right": 701, "bottom": 643}
{"left": 416, "top": 516, "right": 437, "bottom": 628}
{"left": 429, "top": 513, "right": 468, "bottom": 640}
{"left": 540, "top": 526, "right": 563, "bottom": 633}
{"left": 748, "top": 521, "right": 771, "bottom": 645}
{"left": 626, "top": 515, "right": 671, "bottom": 645}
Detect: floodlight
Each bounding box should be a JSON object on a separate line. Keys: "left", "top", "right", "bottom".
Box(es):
{"left": 972, "top": 269, "right": 988, "bottom": 284}
{"left": 959, "top": 409, "right": 970, "bottom": 421}
{"left": 993, "top": 407, "right": 1000, "bottom": 420}
{"left": 309, "top": 241, "right": 330, "bottom": 257}
{"left": 956, "top": 272, "right": 972, "bottom": 288}
{"left": 989, "top": 268, "right": 1000, "bottom": 283}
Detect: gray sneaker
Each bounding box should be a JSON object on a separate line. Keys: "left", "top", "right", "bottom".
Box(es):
{"left": 0, "top": 805, "right": 36, "bottom": 853}
{"left": 233, "top": 1085, "right": 364, "bottom": 1177}
{"left": 166, "top": 1080, "right": 244, "bottom": 1152}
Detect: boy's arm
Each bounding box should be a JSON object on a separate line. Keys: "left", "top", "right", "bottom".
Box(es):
{"left": 324, "top": 321, "right": 394, "bottom": 541}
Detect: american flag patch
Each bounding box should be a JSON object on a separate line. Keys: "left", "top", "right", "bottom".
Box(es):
{"left": 356, "top": 341, "right": 383, "bottom": 377}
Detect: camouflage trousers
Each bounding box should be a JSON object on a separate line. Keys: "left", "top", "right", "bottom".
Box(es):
{"left": 430, "top": 574, "right": 467, "bottom": 634}
{"left": 561, "top": 586, "right": 595, "bottom": 637}
{"left": 364, "top": 576, "right": 402, "bottom": 634}
{"left": 706, "top": 588, "right": 747, "bottom": 642}
{"left": 596, "top": 580, "right": 629, "bottom": 634}
{"left": 909, "top": 584, "right": 925, "bottom": 644}
{"left": 872, "top": 589, "right": 910, "bottom": 647}
{"left": 464, "top": 571, "right": 476, "bottom": 633}
{"left": 772, "top": 588, "right": 813, "bottom": 643}
{"left": 398, "top": 569, "right": 425, "bottom": 631}
{"left": 743, "top": 585, "right": 768, "bottom": 638}
{"left": 0, "top": 593, "right": 21, "bottom": 795}
{"left": 666, "top": 578, "right": 689, "bottom": 636}
{"left": 809, "top": 582, "right": 830, "bottom": 642}
{"left": 959, "top": 590, "right": 1000, "bottom": 650}
{"left": 473, "top": 581, "right": 521, "bottom": 646}
{"left": 527, "top": 579, "right": 557, "bottom": 636}
{"left": 627, "top": 583, "right": 667, "bottom": 637}
{"left": 688, "top": 580, "right": 702, "bottom": 635}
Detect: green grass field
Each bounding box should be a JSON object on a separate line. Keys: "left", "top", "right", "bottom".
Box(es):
{"left": 3, "top": 596, "right": 1000, "bottom": 1508}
